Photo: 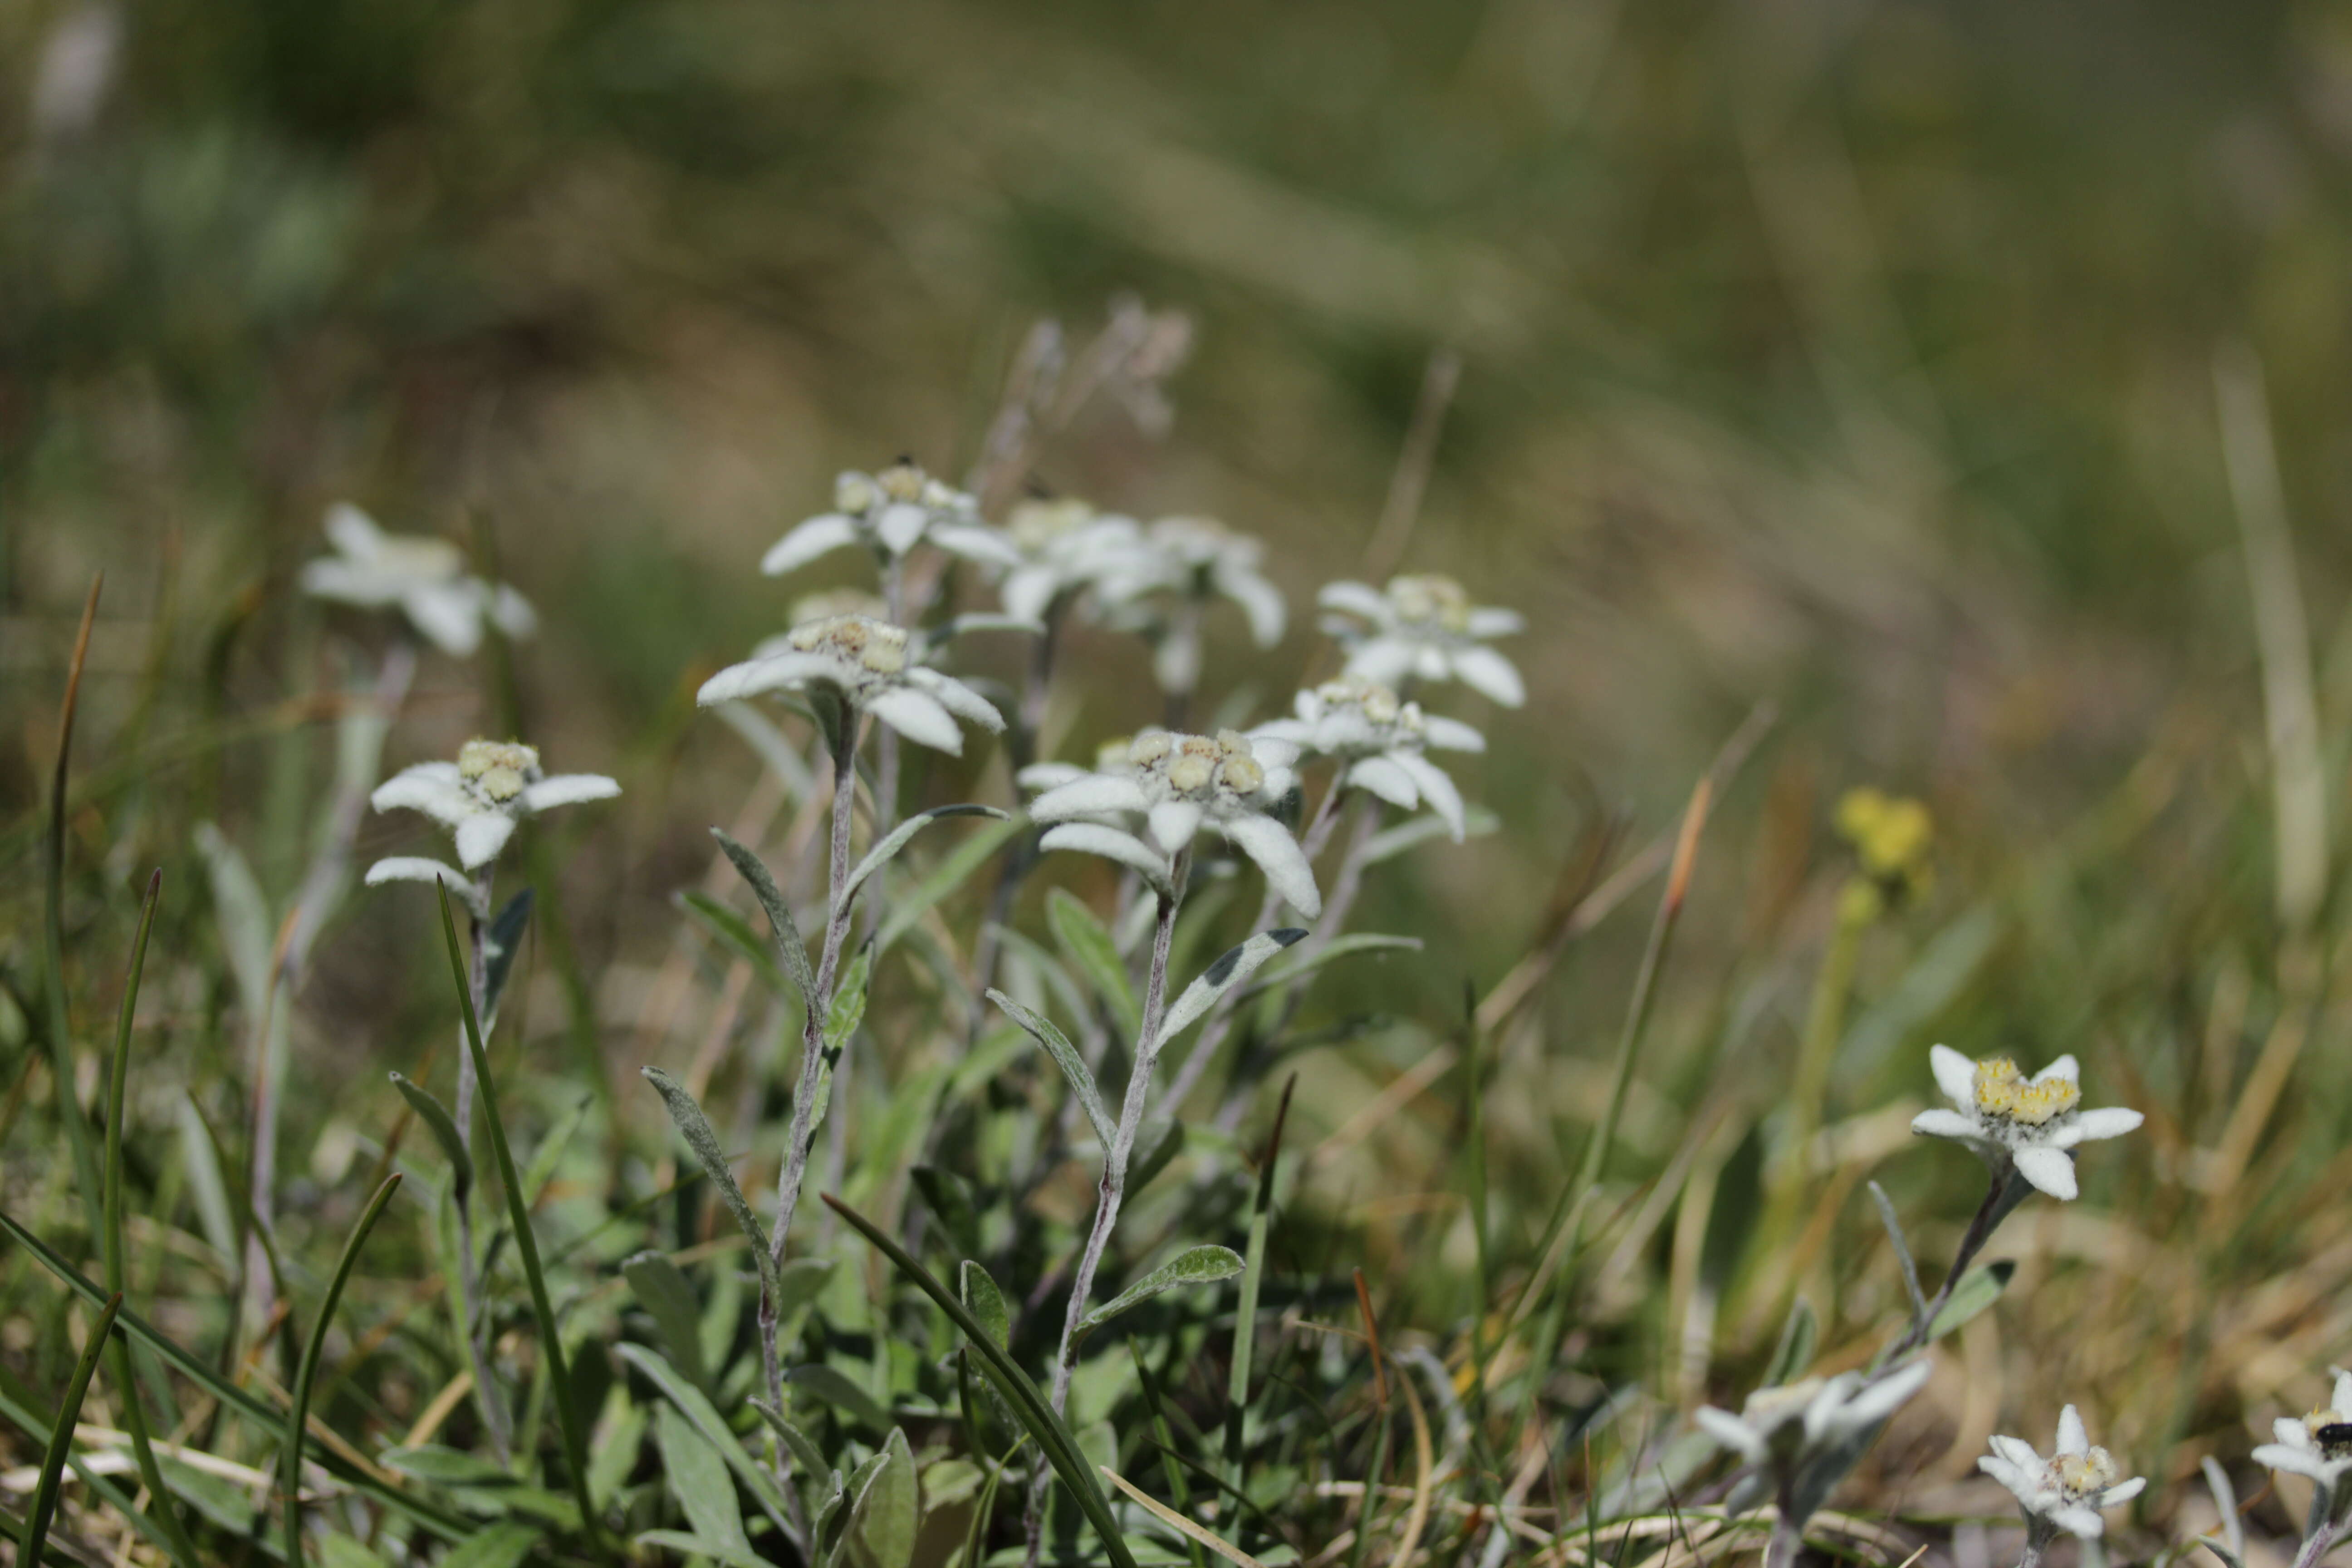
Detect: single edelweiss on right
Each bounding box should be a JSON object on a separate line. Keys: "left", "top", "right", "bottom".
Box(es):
{"left": 1911, "top": 1046, "right": 2142, "bottom": 1200}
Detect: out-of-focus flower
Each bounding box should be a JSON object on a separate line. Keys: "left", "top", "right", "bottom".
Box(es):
{"left": 1016, "top": 736, "right": 1137, "bottom": 806}
{"left": 1695, "top": 1362, "right": 1931, "bottom": 1524}
{"left": 1911, "top": 1046, "right": 2142, "bottom": 1200}
{"left": 762, "top": 461, "right": 1019, "bottom": 575}
{"left": 1980, "top": 1406, "right": 2146, "bottom": 1542}
{"left": 2255, "top": 1370, "right": 2352, "bottom": 1509}
{"left": 996, "top": 499, "right": 1151, "bottom": 623}
{"left": 697, "top": 614, "right": 1004, "bottom": 755}
{"left": 1251, "top": 679, "right": 1482, "bottom": 839}
{"left": 1836, "top": 787, "right": 1935, "bottom": 906}
{"left": 1093, "top": 517, "right": 1286, "bottom": 692}
{"left": 301, "top": 504, "right": 535, "bottom": 657}
{"left": 1318, "top": 574, "right": 1524, "bottom": 707}
{"left": 1029, "top": 730, "right": 1319, "bottom": 916}
{"left": 366, "top": 739, "right": 619, "bottom": 902}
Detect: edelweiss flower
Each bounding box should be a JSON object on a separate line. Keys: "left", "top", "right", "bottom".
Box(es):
{"left": 1093, "top": 517, "right": 1286, "bottom": 692}
{"left": 762, "top": 461, "right": 1019, "bottom": 575}
{"left": 366, "top": 739, "right": 619, "bottom": 905}
{"left": 2254, "top": 1370, "right": 2352, "bottom": 1509}
{"left": 995, "top": 498, "right": 1151, "bottom": 623}
{"left": 1911, "top": 1046, "right": 2143, "bottom": 1200}
{"left": 697, "top": 613, "right": 1004, "bottom": 755}
{"left": 1028, "top": 729, "right": 1319, "bottom": 917}
{"left": 1251, "top": 679, "right": 1483, "bottom": 840}
{"left": 1015, "top": 736, "right": 1138, "bottom": 810}
{"left": 1695, "top": 1362, "right": 1931, "bottom": 1521}
{"left": 1980, "top": 1406, "right": 2146, "bottom": 1541}
{"left": 1318, "top": 574, "right": 1525, "bottom": 707}
{"left": 300, "top": 503, "right": 536, "bottom": 657}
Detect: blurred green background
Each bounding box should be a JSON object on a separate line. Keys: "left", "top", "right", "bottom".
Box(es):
{"left": 9, "top": 0, "right": 2352, "bottom": 1528}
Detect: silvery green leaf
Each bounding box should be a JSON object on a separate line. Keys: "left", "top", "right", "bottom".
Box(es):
{"left": 654, "top": 1402, "right": 750, "bottom": 1552}
{"left": 1048, "top": 888, "right": 1141, "bottom": 1039}
{"left": 1926, "top": 1260, "right": 2014, "bottom": 1341}
{"left": 959, "top": 1260, "right": 1010, "bottom": 1349}
{"left": 436, "top": 1521, "right": 540, "bottom": 1568}
{"left": 640, "top": 1067, "right": 779, "bottom": 1303}
{"left": 479, "top": 887, "right": 534, "bottom": 1026}
{"left": 712, "top": 828, "right": 818, "bottom": 1004}
{"left": 834, "top": 804, "right": 1010, "bottom": 919}
{"left": 194, "top": 822, "right": 273, "bottom": 1014}
{"left": 622, "top": 1252, "right": 709, "bottom": 1391}
{"left": 1867, "top": 1181, "right": 1928, "bottom": 1327}
{"left": 634, "top": 1533, "right": 771, "bottom": 1568}
{"left": 988, "top": 989, "right": 1112, "bottom": 1149}
{"left": 1238, "top": 932, "right": 1420, "bottom": 1000}
{"left": 1765, "top": 1296, "right": 1816, "bottom": 1388}
{"left": 382, "top": 1444, "right": 512, "bottom": 1487}
{"left": 788, "top": 1364, "right": 892, "bottom": 1433}
{"left": 811, "top": 1470, "right": 848, "bottom": 1564}
{"left": 1361, "top": 806, "right": 1500, "bottom": 867}
{"left": 844, "top": 1426, "right": 917, "bottom": 1568}
{"left": 1076, "top": 1245, "right": 1244, "bottom": 1333}
{"left": 588, "top": 1393, "right": 647, "bottom": 1509}
{"left": 749, "top": 1397, "right": 829, "bottom": 1484}
{"left": 823, "top": 943, "right": 873, "bottom": 1056}
{"left": 1155, "top": 930, "right": 1308, "bottom": 1049}
{"left": 389, "top": 1072, "right": 472, "bottom": 1199}
{"left": 2197, "top": 1537, "right": 2247, "bottom": 1568}
{"left": 616, "top": 1343, "right": 796, "bottom": 1535}
{"left": 2204, "top": 1454, "right": 2244, "bottom": 1561}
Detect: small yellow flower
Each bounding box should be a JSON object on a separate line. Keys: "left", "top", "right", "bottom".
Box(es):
{"left": 1834, "top": 787, "right": 1934, "bottom": 903}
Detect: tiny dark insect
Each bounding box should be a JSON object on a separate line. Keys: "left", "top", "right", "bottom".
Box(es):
{"left": 2318, "top": 1423, "right": 2352, "bottom": 1449}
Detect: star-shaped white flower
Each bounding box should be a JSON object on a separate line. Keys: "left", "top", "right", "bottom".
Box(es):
{"left": 1911, "top": 1046, "right": 2143, "bottom": 1200}
{"left": 1695, "top": 1362, "right": 1931, "bottom": 1471}
{"left": 1318, "top": 574, "right": 1525, "bottom": 707}
{"left": 1091, "top": 517, "right": 1286, "bottom": 691}
{"left": 365, "top": 739, "right": 619, "bottom": 904}
{"left": 300, "top": 503, "right": 536, "bottom": 657}
{"left": 697, "top": 613, "right": 1004, "bottom": 755}
{"left": 1251, "top": 679, "right": 1483, "bottom": 840}
{"left": 995, "top": 498, "right": 1153, "bottom": 624}
{"left": 1980, "top": 1406, "right": 2146, "bottom": 1541}
{"left": 762, "top": 461, "right": 1019, "bottom": 575}
{"left": 1028, "top": 729, "right": 1319, "bottom": 917}
{"left": 2255, "top": 1370, "right": 2352, "bottom": 1508}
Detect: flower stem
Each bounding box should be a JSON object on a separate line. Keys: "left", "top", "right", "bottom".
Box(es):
{"left": 1763, "top": 1510, "right": 1804, "bottom": 1568}
{"left": 2294, "top": 1517, "right": 2342, "bottom": 1568}
{"left": 1882, "top": 1165, "right": 2015, "bottom": 1365}
{"left": 452, "top": 867, "right": 512, "bottom": 1464}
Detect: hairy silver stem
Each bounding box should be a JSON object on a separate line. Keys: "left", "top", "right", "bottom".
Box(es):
{"left": 452, "top": 865, "right": 511, "bottom": 1462}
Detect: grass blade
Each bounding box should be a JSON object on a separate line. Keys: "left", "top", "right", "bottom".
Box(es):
{"left": 820, "top": 1193, "right": 1141, "bottom": 1568}
{"left": 712, "top": 828, "right": 817, "bottom": 1004}
{"left": 285, "top": 1173, "right": 403, "bottom": 1568}
{"left": 42, "top": 573, "right": 108, "bottom": 1243}
{"left": 390, "top": 1073, "right": 474, "bottom": 1199}
{"left": 101, "top": 869, "right": 202, "bottom": 1568}
{"left": 1224, "top": 1076, "right": 1293, "bottom": 1490}
{"left": 1048, "top": 887, "right": 1141, "bottom": 1040}
{"left": 434, "top": 887, "right": 605, "bottom": 1554}
{"left": 20, "top": 1290, "right": 121, "bottom": 1568}
{"left": 833, "top": 804, "right": 1010, "bottom": 919}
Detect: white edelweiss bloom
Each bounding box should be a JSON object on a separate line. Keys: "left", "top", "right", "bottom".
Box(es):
{"left": 365, "top": 738, "right": 620, "bottom": 893}
{"left": 995, "top": 498, "right": 1152, "bottom": 624}
{"left": 1911, "top": 1045, "right": 2143, "bottom": 1200}
{"left": 299, "top": 503, "right": 536, "bottom": 657}
{"left": 1694, "top": 1362, "right": 1931, "bottom": 1469}
{"left": 696, "top": 613, "right": 1004, "bottom": 756}
{"left": 1980, "top": 1406, "right": 2146, "bottom": 1542}
{"left": 1251, "top": 678, "right": 1483, "bottom": 841}
{"left": 2254, "top": 1369, "right": 2352, "bottom": 1508}
{"left": 1015, "top": 736, "right": 1138, "bottom": 821}
{"left": 1028, "top": 729, "right": 1320, "bottom": 917}
{"left": 1091, "top": 516, "right": 1286, "bottom": 691}
{"left": 1318, "top": 573, "right": 1525, "bottom": 707}
{"left": 761, "top": 460, "right": 1020, "bottom": 575}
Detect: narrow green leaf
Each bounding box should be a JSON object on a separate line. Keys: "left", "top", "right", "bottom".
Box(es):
{"left": 478, "top": 887, "right": 535, "bottom": 1026}
{"left": 1077, "top": 1246, "right": 1244, "bottom": 1334}
{"left": 636, "top": 1531, "right": 773, "bottom": 1568}
{"left": 389, "top": 1073, "right": 473, "bottom": 1199}
{"left": 622, "top": 1252, "right": 710, "bottom": 1391}
{"left": 987, "top": 989, "right": 1112, "bottom": 1149}
{"left": 713, "top": 828, "right": 818, "bottom": 1004}
{"left": 382, "top": 1446, "right": 516, "bottom": 1487}
{"left": 679, "top": 890, "right": 789, "bottom": 995}
{"left": 823, "top": 944, "right": 873, "bottom": 1056}
{"left": 616, "top": 1343, "right": 796, "bottom": 1538}
{"left": 1239, "top": 933, "right": 1422, "bottom": 1000}
{"left": 749, "top": 1397, "right": 830, "bottom": 1484}
{"left": 1764, "top": 1297, "right": 1817, "bottom": 1388}
{"left": 1926, "top": 1260, "right": 2014, "bottom": 1341}
{"left": 2197, "top": 1543, "right": 2247, "bottom": 1568}
{"left": 432, "top": 887, "right": 600, "bottom": 1552}
{"left": 821, "top": 1195, "right": 1140, "bottom": 1568}
{"left": 655, "top": 1403, "right": 750, "bottom": 1552}
{"left": 1155, "top": 931, "right": 1308, "bottom": 1049}
{"left": 835, "top": 805, "right": 1011, "bottom": 919}
{"left": 286, "top": 1173, "right": 402, "bottom": 1568}
{"left": 844, "top": 1426, "right": 917, "bottom": 1568}
{"left": 1225, "top": 1077, "right": 1292, "bottom": 1490}
{"left": 437, "top": 1521, "right": 541, "bottom": 1568}
{"left": 641, "top": 1067, "right": 781, "bottom": 1305}
{"left": 1048, "top": 888, "right": 1142, "bottom": 1039}
{"left": 877, "top": 816, "right": 1026, "bottom": 954}
{"left": 21, "top": 1290, "right": 121, "bottom": 1568}
{"left": 788, "top": 1364, "right": 893, "bottom": 1434}
{"left": 958, "top": 1261, "right": 1009, "bottom": 1350}
{"left": 1131, "top": 1344, "right": 1208, "bottom": 1568}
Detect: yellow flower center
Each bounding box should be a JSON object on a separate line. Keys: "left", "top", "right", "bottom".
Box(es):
{"left": 788, "top": 614, "right": 910, "bottom": 674}
{"left": 458, "top": 739, "right": 539, "bottom": 803}
{"left": 1971, "top": 1058, "right": 2080, "bottom": 1126}
{"left": 877, "top": 461, "right": 928, "bottom": 503}
{"left": 374, "top": 534, "right": 466, "bottom": 581}
{"left": 1387, "top": 573, "right": 1473, "bottom": 633}
{"left": 2048, "top": 1447, "right": 2119, "bottom": 1499}
{"left": 1008, "top": 498, "right": 1093, "bottom": 552}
